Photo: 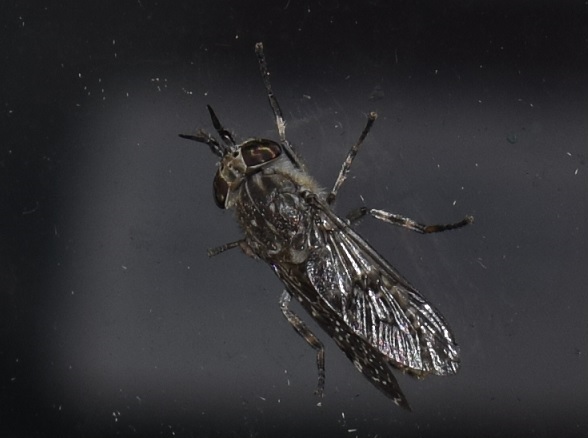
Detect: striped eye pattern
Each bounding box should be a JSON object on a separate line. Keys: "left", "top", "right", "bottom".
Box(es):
{"left": 241, "top": 140, "right": 281, "bottom": 168}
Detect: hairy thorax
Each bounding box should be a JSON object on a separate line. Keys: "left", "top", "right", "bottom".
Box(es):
{"left": 234, "top": 162, "right": 323, "bottom": 264}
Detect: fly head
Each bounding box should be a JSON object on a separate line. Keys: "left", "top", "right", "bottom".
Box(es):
{"left": 179, "top": 105, "right": 283, "bottom": 209}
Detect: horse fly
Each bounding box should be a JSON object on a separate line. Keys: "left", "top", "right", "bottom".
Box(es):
{"left": 179, "top": 42, "right": 473, "bottom": 410}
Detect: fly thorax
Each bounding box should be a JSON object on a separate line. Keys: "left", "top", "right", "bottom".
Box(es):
{"left": 236, "top": 170, "right": 314, "bottom": 264}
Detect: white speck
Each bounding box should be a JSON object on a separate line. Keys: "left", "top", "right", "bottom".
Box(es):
{"left": 71, "top": 290, "right": 75, "bottom": 295}
{"left": 121, "top": 265, "right": 127, "bottom": 270}
{"left": 575, "top": 168, "right": 579, "bottom": 175}
{"left": 453, "top": 200, "right": 457, "bottom": 206}
{"left": 348, "top": 429, "right": 357, "bottom": 433}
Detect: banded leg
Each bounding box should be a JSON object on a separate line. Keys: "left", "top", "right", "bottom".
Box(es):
{"left": 346, "top": 207, "right": 473, "bottom": 233}
{"left": 255, "top": 42, "right": 305, "bottom": 170}
{"left": 207, "top": 239, "right": 257, "bottom": 258}
{"left": 255, "top": 42, "right": 286, "bottom": 143}
{"left": 327, "top": 112, "right": 378, "bottom": 205}
{"left": 279, "top": 290, "right": 326, "bottom": 396}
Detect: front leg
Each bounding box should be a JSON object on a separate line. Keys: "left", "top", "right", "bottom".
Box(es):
{"left": 327, "top": 112, "right": 378, "bottom": 205}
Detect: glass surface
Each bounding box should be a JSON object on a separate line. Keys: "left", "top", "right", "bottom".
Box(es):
{"left": 2, "top": 2, "right": 587, "bottom": 437}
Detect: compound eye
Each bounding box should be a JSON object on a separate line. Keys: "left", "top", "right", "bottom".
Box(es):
{"left": 213, "top": 171, "right": 228, "bottom": 209}
{"left": 241, "top": 140, "right": 281, "bottom": 167}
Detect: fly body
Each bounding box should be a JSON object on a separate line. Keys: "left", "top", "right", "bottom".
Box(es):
{"left": 180, "top": 42, "right": 473, "bottom": 410}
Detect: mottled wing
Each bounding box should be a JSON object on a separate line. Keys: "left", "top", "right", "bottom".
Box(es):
{"left": 273, "top": 261, "right": 413, "bottom": 409}
{"left": 305, "top": 198, "right": 460, "bottom": 377}
{"left": 271, "top": 196, "right": 459, "bottom": 409}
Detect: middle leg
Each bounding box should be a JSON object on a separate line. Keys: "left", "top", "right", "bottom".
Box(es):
{"left": 346, "top": 206, "right": 473, "bottom": 234}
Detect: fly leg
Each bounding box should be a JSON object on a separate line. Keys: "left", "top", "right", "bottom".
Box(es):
{"left": 279, "top": 290, "right": 326, "bottom": 397}
{"left": 255, "top": 42, "right": 286, "bottom": 143}
{"left": 346, "top": 207, "right": 473, "bottom": 233}
{"left": 255, "top": 42, "right": 304, "bottom": 169}
{"left": 207, "top": 239, "right": 260, "bottom": 259}
{"left": 327, "top": 112, "right": 378, "bottom": 205}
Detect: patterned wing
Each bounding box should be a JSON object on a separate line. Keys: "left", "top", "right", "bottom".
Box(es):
{"left": 304, "top": 198, "right": 460, "bottom": 378}
{"left": 273, "top": 261, "right": 413, "bottom": 410}
{"left": 270, "top": 196, "right": 459, "bottom": 409}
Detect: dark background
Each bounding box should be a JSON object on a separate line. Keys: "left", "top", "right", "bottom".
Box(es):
{"left": 1, "top": 1, "right": 587, "bottom": 437}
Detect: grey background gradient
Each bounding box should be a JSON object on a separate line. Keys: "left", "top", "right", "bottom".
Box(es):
{"left": 1, "top": 1, "right": 587, "bottom": 437}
